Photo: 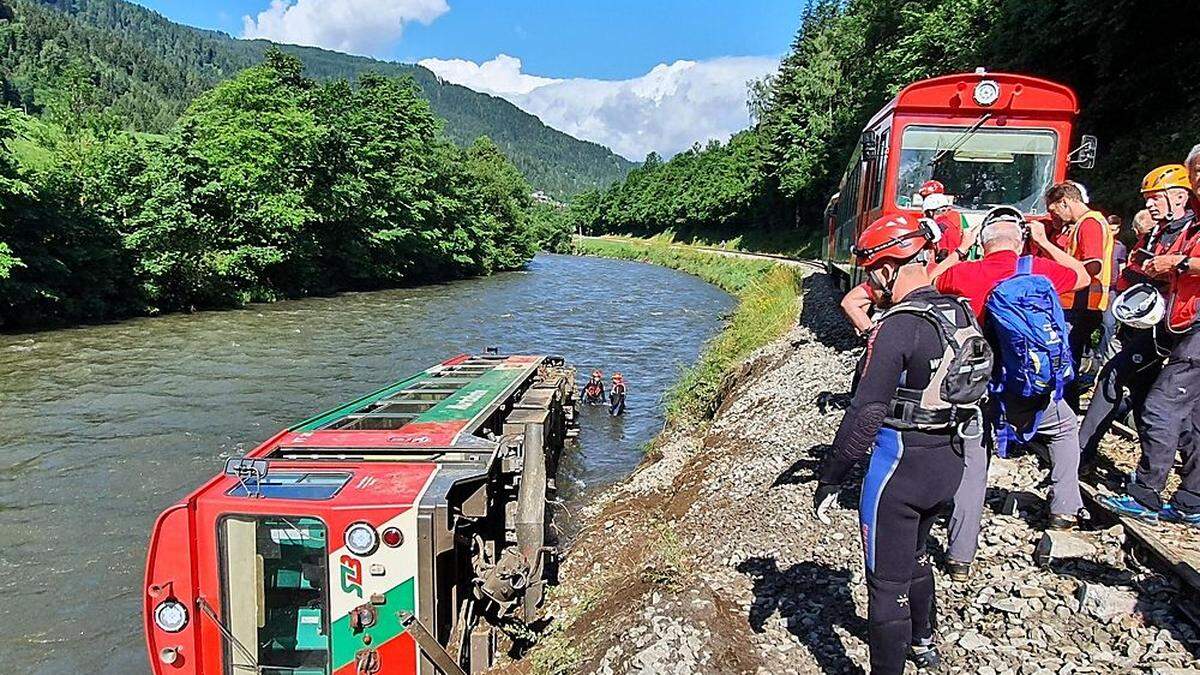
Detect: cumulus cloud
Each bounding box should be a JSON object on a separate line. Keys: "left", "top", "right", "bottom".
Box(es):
{"left": 420, "top": 54, "right": 779, "bottom": 160}
{"left": 242, "top": 0, "right": 449, "bottom": 57}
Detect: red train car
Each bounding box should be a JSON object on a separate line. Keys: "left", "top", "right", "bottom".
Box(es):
{"left": 824, "top": 68, "right": 1097, "bottom": 285}
{"left": 144, "top": 354, "right": 577, "bottom": 675}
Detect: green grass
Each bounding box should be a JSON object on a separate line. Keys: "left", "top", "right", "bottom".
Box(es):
{"left": 576, "top": 235, "right": 801, "bottom": 426}
{"left": 660, "top": 224, "right": 822, "bottom": 259}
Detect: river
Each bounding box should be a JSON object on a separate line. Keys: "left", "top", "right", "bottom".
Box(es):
{"left": 0, "top": 253, "right": 733, "bottom": 674}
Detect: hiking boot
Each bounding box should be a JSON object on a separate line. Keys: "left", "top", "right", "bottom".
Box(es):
{"left": 1160, "top": 504, "right": 1200, "bottom": 527}
{"left": 945, "top": 559, "right": 971, "bottom": 582}
{"left": 1100, "top": 494, "right": 1159, "bottom": 522}
{"left": 1047, "top": 513, "right": 1076, "bottom": 531}
{"left": 909, "top": 637, "right": 941, "bottom": 669}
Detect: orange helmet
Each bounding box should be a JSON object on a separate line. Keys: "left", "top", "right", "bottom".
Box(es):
{"left": 918, "top": 179, "right": 945, "bottom": 198}
{"left": 591, "top": 369, "right": 602, "bottom": 378}
{"left": 613, "top": 372, "right": 623, "bottom": 382}
{"left": 1141, "top": 164, "right": 1191, "bottom": 195}
{"left": 853, "top": 214, "right": 935, "bottom": 269}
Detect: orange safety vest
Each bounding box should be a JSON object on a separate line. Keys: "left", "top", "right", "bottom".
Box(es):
{"left": 1164, "top": 220, "right": 1200, "bottom": 333}
{"left": 1059, "top": 210, "right": 1114, "bottom": 311}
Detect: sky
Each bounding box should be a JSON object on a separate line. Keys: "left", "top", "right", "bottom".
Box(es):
{"left": 131, "top": 1, "right": 800, "bottom": 160}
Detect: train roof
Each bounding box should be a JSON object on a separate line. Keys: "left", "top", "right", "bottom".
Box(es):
{"left": 253, "top": 353, "right": 546, "bottom": 457}
{"left": 865, "top": 70, "right": 1079, "bottom": 129}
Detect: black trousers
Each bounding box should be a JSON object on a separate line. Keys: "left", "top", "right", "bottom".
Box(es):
{"left": 1065, "top": 309, "right": 1103, "bottom": 412}
{"left": 1078, "top": 328, "right": 1161, "bottom": 465}
{"left": 859, "top": 428, "right": 962, "bottom": 675}
{"left": 1129, "top": 329, "right": 1200, "bottom": 513}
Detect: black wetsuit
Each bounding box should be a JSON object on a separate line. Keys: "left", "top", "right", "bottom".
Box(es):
{"left": 819, "top": 286, "right": 965, "bottom": 675}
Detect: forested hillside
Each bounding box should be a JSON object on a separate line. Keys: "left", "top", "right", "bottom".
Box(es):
{"left": 577, "top": 0, "right": 1200, "bottom": 246}
{"left": 0, "top": 51, "right": 558, "bottom": 329}
{"left": 0, "top": 0, "right": 633, "bottom": 197}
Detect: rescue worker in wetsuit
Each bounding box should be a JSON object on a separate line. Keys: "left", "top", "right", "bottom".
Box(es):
{"left": 1080, "top": 165, "right": 1195, "bottom": 472}
{"left": 609, "top": 372, "right": 626, "bottom": 416}
{"left": 1104, "top": 150, "right": 1200, "bottom": 525}
{"left": 584, "top": 369, "right": 607, "bottom": 405}
{"left": 815, "top": 214, "right": 978, "bottom": 674}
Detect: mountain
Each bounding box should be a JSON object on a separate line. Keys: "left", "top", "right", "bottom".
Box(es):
{"left": 0, "top": 0, "right": 634, "bottom": 197}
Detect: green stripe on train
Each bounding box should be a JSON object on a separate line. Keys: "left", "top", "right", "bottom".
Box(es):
{"left": 415, "top": 367, "right": 527, "bottom": 423}
{"left": 330, "top": 577, "right": 415, "bottom": 669}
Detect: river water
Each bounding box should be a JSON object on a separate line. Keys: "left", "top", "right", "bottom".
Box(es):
{"left": 0, "top": 253, "right": 733, "bottom": 674}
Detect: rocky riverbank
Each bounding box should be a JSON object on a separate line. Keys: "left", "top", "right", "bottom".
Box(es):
{"left": 515, "top": 271, "right": 1200, "bottom": 674}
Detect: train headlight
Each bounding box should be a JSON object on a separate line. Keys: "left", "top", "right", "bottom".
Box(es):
{"left": 973, "top": 79, "right": 1000, "bottom": 106}
{"left": 345, "top": 522, "right": 379, "bottom": 556}
{"left": 154, "top": 600, "right": 189, "bottom": 633}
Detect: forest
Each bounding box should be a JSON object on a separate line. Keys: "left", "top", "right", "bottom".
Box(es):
{"left": 0, "top": 50, "right": 567, "bottom": 329}
{"left": 577, "top": 0, "right": 1200, "bottom": 249}
{"left": 0, "top": 0, "right": 633, "bottom": 198}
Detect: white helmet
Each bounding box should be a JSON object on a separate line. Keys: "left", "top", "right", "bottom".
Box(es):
{"left": 922, "top": 192, "right": 953, "bottom": 213}
{"left": 1112, "top": 283, "right": 1165, "bottom": 330}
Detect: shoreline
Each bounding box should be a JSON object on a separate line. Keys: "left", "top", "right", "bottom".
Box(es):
{"left": 512, "top": 247, "right": 1200, "bottom": 674}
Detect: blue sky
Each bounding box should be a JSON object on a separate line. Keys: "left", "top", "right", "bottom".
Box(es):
{"left": 130, "top": 1, "right": 801, "bottom": 159}
{"left": 133, "top": 1, "right": 798, "bottom": 79}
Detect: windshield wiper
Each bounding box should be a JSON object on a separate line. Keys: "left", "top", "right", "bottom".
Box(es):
{"left": 197, "top": 596, "right": 262, "bottom": 672}
{"left": 929, "top": 113, "right": 994, "bottom": 167}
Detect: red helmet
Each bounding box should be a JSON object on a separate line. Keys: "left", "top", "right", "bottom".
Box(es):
{"left": 592, "top": 369, "right": 602, "bottom": 378}
{"left": 918, "top": 180, "right": 945, "bottom": 198}
{"left": 853, "top": 214, "right": 934, "bottom": 268}
{"left": 613, "top": 372, "right": 623, "bottom": 382}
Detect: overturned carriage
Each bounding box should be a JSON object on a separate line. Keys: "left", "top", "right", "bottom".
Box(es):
{"left": 144, "top": 353, "right": 578, "bottom": 675}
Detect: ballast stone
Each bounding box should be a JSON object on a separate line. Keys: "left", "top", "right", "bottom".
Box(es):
{"left": 1076, "top": 582, "right": 1139, "bottom": 621}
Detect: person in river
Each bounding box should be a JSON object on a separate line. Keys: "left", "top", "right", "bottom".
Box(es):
{"left": 609, "top": 372, "right": 627, "bottom": 416}
{"left": 815, "top": 213, "right": 986, "bottom": 674}
{"left": 583, "top": 369, "right": 607, "bottom": 405}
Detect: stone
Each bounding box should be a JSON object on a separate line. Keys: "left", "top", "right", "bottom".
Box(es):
{"left": 959, "top": 631, "right": 991, "bottom": 651}
{"left": 1035, "top": 530, "right": 1099, "bottom": 565}
{"left": 1077, "top": 582, "right": 1139, "bottom": 621}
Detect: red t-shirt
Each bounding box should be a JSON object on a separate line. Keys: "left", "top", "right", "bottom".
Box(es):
{"left": 935, "top": 250, "right": 1079, "bottom": 322}
{"left": 934, "top": 211, "right": 964, "bottom": 258}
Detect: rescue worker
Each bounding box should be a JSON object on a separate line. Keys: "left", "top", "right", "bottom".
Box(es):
{"left": 815, "top": 214, "right": 975, "bottom": 673}
{"left": 609, "top": 372, "right": 626, "bottom": 416}
{"left": 1045, "top": 182, "right": 1115, "bottom": 412}
{"left": 932, "top": 210, "right": 1090, "bottom": 578}
{"left": 584, "top": 369, "right": 606, "bottom": 405}
{"left": 1080, "top": 166, "right": 1195, "bottom": 471}
{"left": 1104, "top": 157, "right": 1200, "bottom": 525}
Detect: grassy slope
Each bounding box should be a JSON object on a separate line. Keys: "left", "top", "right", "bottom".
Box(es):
{"left": 574, "top": 236, "right": 801, "bottom": 427}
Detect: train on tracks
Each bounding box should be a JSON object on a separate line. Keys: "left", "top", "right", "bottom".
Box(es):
{"left": 823, "top": 68, "right": 1099, "bottom": 286}
{"left": 144, "top": 353, "right": 578, "bottom": 675}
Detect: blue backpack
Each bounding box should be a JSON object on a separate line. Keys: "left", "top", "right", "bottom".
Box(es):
{"left": 984, "top": 255, "right": 1074, "bottom": 402}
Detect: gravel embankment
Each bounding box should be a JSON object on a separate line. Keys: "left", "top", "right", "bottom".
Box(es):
{"left": 519, "top": 272, "right": 1200, "bottom": 674}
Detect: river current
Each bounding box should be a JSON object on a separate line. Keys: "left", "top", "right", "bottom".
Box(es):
{"left": 0, "top": 253, "right": 733, "bottom": 674}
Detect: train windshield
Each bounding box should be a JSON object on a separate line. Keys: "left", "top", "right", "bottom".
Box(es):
{"left": 895, "top": 125, "right": 1058, "bottom": 214}
{"left": 220, "top": 515, "right": 330, "bottom": 675}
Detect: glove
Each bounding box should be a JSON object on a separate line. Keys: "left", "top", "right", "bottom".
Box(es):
{"left": 813, "top": 482, "right": 841, "bottom": 525}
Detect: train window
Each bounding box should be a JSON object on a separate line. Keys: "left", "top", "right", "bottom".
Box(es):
{"left": 895, "top": 125, "right": 1057, "bottom": 214}
{"left": 870, "top": 129, "right": 889, "bottom": 210}
{"left": 226, "top": 472, "right": 351, "bottom": 500}
{"left": 221, "top": 516, "right": 330, "bottom": 675}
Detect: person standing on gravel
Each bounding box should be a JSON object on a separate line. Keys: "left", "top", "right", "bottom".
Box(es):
{"left": 815, "top": 214, "right": 986, "bottom": 674}
{"left": 1045, "top": 181, "right": 1115, "bottom": 412}
{"left": 931, "top": 210, "right": 1089, "bottom": 574}
{"left": 1079, "top": 166, "right": 1195, "bottom": 473}
{"left": 1102, "top": 149, "right": 1200, "bottom": 525}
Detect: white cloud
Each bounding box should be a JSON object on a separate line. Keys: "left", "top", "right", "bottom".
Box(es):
{"left": 420, "top": 54, "right": 779, "bottom": 161}
{"left": 242, "top": 0, "right": 449, "bottom": 58}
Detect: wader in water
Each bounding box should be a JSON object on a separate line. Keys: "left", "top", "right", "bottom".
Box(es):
{"left": 609, "top": 382, "right": 626, "bottom": 416}
{"left": 821, "top": 288, "right": 991, "bottom": 674}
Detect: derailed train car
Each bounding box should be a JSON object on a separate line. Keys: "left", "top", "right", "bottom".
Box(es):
{"left": 144, "top": 353, "right": 577, "bottom": 675}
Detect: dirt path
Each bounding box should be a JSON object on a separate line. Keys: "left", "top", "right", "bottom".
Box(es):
{"left": 515, "top": 272, "right": 1200, "bottom": 674}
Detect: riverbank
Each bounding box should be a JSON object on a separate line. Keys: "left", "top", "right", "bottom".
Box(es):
{"left": 514, "top": 261, "right": 1200, "bottom": 673}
